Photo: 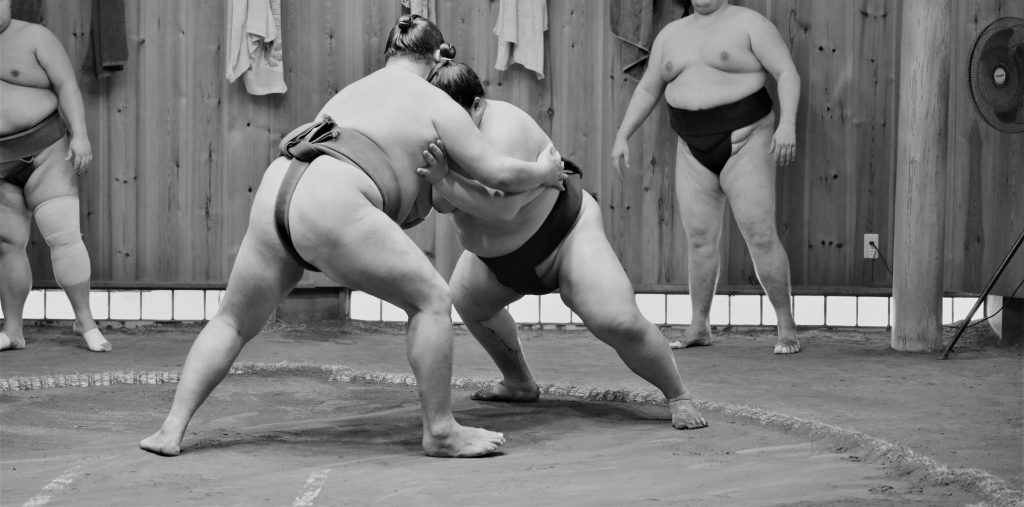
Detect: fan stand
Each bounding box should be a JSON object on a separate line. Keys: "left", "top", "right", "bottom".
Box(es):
{"left": 940, "top": 228, "right": 1024, "bottom": 359}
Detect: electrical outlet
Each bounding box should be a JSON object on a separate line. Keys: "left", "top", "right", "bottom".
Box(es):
{"left": 864, "top": 234, "right": 879, "bottom": 259}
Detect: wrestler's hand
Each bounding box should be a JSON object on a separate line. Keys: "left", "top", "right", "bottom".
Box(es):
{"left": 538, "top": 142, "right": 567, "bottom": 191}
{"left": 66, "top": 135, "right": 92, "bottom": 174}
{"left": 769, "top": 124, "right": 796, "bottom": 167}
{"left": 416, "top": 140, "right": 449, "bottom": 184}
{"left": 610, "top": 136, "right": 629, "bottom": 180}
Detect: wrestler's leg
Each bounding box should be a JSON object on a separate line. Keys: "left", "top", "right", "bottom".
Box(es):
{"left": 450, "top": 251, "right": 538, "bottom": 402}
{"left": 557, "top": 196, "right": 706, "bottom": 429}
{"left": 140, "top": 229, "right": 304, "bottom": 456}
{"left": 291, "top": 173, "right": 503, "bottom": 458}
{"left": 0, "top": 179, "right": 32, "bottom": 351}
{"left": 22, "top": 139, "right": 109, "bottom": 351}
{"left": 720, "top": 115, "right": 799, "bottom": 354}
{"left": 673, "top": 139, "right": 728, "bottom": 348}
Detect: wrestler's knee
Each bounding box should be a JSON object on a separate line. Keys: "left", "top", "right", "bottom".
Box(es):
{"left": 34, "top": 196, "right": 90, "bottom": 288}
{"left": 0, "top": 227, "right": 29, "bottom": 254}
{"left": 405, "top": 278, "right": 452, "bottom": 319}
{"left": 742, "top": 225, "right": 782, "bottom": 254}
{"left": 588, "top": 309, "right": 648, "bottom": 346}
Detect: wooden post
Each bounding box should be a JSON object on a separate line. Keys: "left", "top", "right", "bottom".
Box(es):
{"left": 892, "top": 0, "right": 952, "bottom": 352}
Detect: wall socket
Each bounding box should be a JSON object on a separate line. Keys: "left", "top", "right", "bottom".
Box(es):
{"left": 864, "top": 234, "right": 879, "bottom": 259}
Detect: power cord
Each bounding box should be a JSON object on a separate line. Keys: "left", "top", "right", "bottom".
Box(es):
{"left": 869, "top": 241, "right": 893, "bottom": 275}
{"left": 942, "top": 275, "right": 1024, "bottom": 330}
{"left": 867, "top": 240, "right": 1023, "bottom": 330}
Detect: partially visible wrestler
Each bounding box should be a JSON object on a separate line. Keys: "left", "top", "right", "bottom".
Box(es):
{"left": 418, "top": 61, "right": 706, "bottom": 430}
{"left": 610, "top": 0, "right": 801, "bottom": 354}
{"left": 139, "top": 15, "right": 565, "bottom": 458}
{"left": 0, "top": 0, "right": 110, "bottom": 352}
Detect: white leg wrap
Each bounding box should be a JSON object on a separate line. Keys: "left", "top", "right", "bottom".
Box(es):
{"left": 34, "top": 196, "right": 90, "bottom": 288}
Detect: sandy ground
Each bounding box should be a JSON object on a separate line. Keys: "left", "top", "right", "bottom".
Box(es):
{"left": 0, "top": 320, "right": 1021, "bottom": 506}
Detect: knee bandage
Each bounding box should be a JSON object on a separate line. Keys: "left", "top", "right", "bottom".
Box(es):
{"left": 34, "top": 196, "right": 90, "bottom": 288}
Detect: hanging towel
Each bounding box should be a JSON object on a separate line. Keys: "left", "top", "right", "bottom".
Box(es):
{"left": 226, "top": 0, "right": 287, "bottom": 95}
{"left": 84, "top": 0, "right": 128, "bottom": 78}
{"left": 11, "top": 0, "right": 44, "bottom": 24}
{"left": 494, "top": 0, "right": 547, "bottom": 79}
{"left": 401, "top": 0, "right": 437, "bottom": 20}
{"left": 609, "top": 0, "right": 653, "bottom": 82}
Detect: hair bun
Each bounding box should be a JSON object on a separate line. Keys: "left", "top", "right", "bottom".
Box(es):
{"left": 397, "top": 14, "right": 413, "bottom": 30}
{"left": 439, "top": 43, "right": 457, "bottom": 59}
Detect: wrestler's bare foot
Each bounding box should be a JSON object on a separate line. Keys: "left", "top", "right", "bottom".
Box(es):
{"left": 471, "top": 380, "right": 540, "bottom": 402}
{"left": 73, "top": 321, "right": 112, "bottom": 352}
{"left": 139, "top": 427, "right": 183, "bottom": 457}
{"left": 422, "top": 420, "right": 506, "bottom": 458}
{"left": 668, "top": 395, "right": 708, "bottom": 430}
{"left": 773, "top": 328, "right": 800, "bottom": 354}
{"left": 0, "top": 331, "right": 26, "bottom": 351}
{"left": 669, "top": 322, "right": 712, "bottom": 349}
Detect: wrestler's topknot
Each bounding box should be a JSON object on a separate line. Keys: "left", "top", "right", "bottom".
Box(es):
{"left": 384, "top": 14, "right": 445, "bottom": 64}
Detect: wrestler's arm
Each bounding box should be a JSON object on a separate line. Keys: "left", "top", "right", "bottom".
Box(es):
{"left": 33, "top": 25, "right": 92, "bottom": 170}
{"left": 749, "top": 13, "right": 800, "bottom": 165}
{"left": 611, "top": 29, "right": 669, "bottom": 176}
{"left": 433, "top": 99, "right": 564, "bottom": 193}
{"left": 422, "top": 142, "right": 542, "bottom": 222}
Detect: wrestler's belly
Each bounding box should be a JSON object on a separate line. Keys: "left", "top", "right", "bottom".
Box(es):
{"left": 452, "top": 191, "right": 559, "bottom": 258}
{"left": 664, "top": 68, "right": 766, "bottom": 110}
{"left": 0, "top": 82, "right": 59, "bottom": 135}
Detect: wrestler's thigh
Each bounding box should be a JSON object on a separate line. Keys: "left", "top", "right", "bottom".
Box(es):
{"left": 673, "top": 139, "right": 727, "bottom": 236}
{"left": 557, "top": 197, "right": 640, "bottom": 322}
{"left": 22, "top": 139, "right": 78, "bottom": 209}
{"left": 308, "top": 203, "right": 449, "bottom": 315}
{"left": 450, "top": 251, "right": 522, "bottom": 321}
{"left": 0, "top": 180, "right": 32, "bottom": 246}
{"left": 719, "top": 118, "right": 777, "bottom": 229}
{"left": 216, "top": 230, "right": 305, "bottom": 338}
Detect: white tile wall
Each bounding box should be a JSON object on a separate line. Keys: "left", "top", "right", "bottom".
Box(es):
{"left": 857, "top": 297, "right": 889, "bottom": 327}
{"left": 44, "top": 290, "right": 75, "bottom": 320}
{"left": 709, "top": 295, "right": 730, "bottom": 325}
{"left": 0, "top": 288, "right": 971, "bottom": 332}
{"left": 173, "top": 290, "right": 206, "bottom": 321}
{"left": 730, "top": 295, "right": 762, "bottom": 325}
{"left": 381, "top": 300, "right": 407, "bottom": 322}
{"left": 826, "top": 296, "right": 858, "bottom": 327}
{"left": 635, "top": 294, "right": 666, "bottom": 325}
{"left": 141, "top": 291, "right": 173, "bottom": 320}
{"left": 666, "top": 294, "right": 692, "bottom": 325}
{"left": 539, "top": 294, "right": 571, "bottom": 324}
{"left": 349, "top": 291, "right": 381, "bottom": 321}
{"left": 109, "top": 291, "right": 141, "bottom": 320}
{"left": 508, "top": 296, "right": 540, "bottom": 324}
{"left": 794, "top": 295, "right": 825, "bottom": 326}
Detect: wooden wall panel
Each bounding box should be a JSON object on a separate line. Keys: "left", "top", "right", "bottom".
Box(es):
{"left": 19, "top": 0, "right": 1020, "bottom": 297}
{"left": 944, "top": 0, "right": 1024, "bottom": 297}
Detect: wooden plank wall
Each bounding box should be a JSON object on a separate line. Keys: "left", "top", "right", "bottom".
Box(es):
{"left": 21, "top": 0, "right": 1021, "bottom": 296}
{"left": 943, "top": 0, "right": 1024, "bottom": 296}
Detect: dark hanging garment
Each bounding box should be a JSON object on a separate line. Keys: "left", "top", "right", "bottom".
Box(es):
{"left": 609, "top": 0, "right": 654, "bottom": 82}
{"left": 11, "top": 0, "right": 44, "bottom": 24}
{"left": 86, "top": 0, "right": 129, "bottom": 77}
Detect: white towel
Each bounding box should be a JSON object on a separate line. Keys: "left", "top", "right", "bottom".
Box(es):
{"left": 226, "top": 0, "right": 287, "bottom": 95}
{"left": 494, "top": 0, "right": 547, "bottom": 79}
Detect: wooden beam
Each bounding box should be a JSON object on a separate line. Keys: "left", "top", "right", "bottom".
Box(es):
{"left": 892, "top": 0, "right": 952, "bottom": 352}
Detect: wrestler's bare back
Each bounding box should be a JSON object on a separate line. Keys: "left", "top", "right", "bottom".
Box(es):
{"left": 0, "top": 20, "right": 60, "bottom": 133}
{"left": 655, "top": 5, "right": 770, "bottom": 110}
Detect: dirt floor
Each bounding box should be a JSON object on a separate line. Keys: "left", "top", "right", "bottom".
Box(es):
{"left": 1, "top": 320, "right": 1021, "bottom": 506}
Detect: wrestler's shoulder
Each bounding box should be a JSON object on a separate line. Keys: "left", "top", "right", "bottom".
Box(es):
{"left": 726, "top": 5, "right": 774, "bottom": 27}
{"left": 5, "top": 19, "right": 56, "bottom": 42}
